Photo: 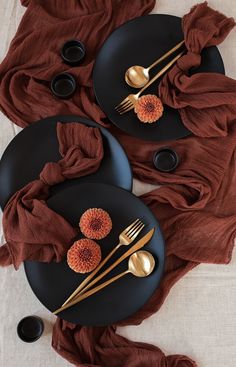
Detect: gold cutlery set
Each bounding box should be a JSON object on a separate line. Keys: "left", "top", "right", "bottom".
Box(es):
{"left": 115, "top": 40, "right": 185, "bottom": 115}
{"left": 53, "top": 220, "right": 155, "bottom": 315}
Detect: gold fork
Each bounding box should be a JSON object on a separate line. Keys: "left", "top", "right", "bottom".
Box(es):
{"left": 62, "top": 218, "right": 145, "bottom": 307}
{"left": 115, "top": 51, "right": 184, "bottom": 115}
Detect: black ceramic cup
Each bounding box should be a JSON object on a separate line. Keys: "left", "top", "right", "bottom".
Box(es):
{"left": 17, "top": 316, "right": 44, "bottom": 343}
{"left": 61, "top": 40, "right": 86, "bottom": 66}
{"left": 51, "top": 73, "right": 76, "bottom": 99}
{"left": 153, "top": 147, "right": 179, "bottom": 172}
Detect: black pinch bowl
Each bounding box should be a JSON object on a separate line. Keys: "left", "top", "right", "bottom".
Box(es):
{"left": 51, "top": 73, "right": 76, "bottom": 99}
{"left": 153, "top": 147, "right": 179, "bottom": 173}
{"left": 17, "top": 316, "right": 44, "bottom": 343}
{"left": 61, "top": 39, "right": 86, "bottom": 66}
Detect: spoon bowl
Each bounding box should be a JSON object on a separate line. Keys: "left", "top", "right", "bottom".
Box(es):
{"left": 128, "top": 250, "right": 155, "bottom": 277}
{"left": 125, "top": 66, "right": 149, "bottom": 88}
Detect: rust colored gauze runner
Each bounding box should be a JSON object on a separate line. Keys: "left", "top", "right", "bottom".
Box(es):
{"left": 0, "top": 122, "right": 104, "bottom": 269}
{"left": 0, "top": 1, "right": 236, "bottom": 366}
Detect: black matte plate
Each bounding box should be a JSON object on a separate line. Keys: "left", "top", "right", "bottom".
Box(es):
{"left": 24, "top": 183, "right": 165, "bottom": 326}
{"left": 93, "top": 14, "right": 225, "bottom": 141}
{"left": 0, "top": 115, "right": 132, "bottom": 209}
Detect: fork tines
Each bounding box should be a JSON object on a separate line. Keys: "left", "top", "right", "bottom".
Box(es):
{"left": 125, "top": 219, "right": 144, "bottom": 238}
{"left": 115, "top": 98, "right": 133, "bottom": 114}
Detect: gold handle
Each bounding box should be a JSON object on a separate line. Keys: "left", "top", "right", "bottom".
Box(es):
{"left": 148, "top": 40, "right": 185, "bottom": 71}
{"left": 56, "top": 228, "right": 154, "bottom": 314}
{"left": 54, "top": 270, "right": 129, "bottom": 315}
{"left": 62, "top": 243, "right": 121, "bottom": 306}
{"left": 137, "top": 51, "right": 184, "bottom": 97}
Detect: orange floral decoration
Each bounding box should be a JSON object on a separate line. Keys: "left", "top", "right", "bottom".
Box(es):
{"left": 134, "top": 94, "right": 164, "bottom": 123}
{"left": 67, "top": 238, "right": 101, "bottom": 273}
{"left": 79, "top": 208, "right": 112, "bottom": 240}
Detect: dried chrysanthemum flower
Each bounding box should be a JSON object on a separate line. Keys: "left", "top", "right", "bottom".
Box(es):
{"left": 67, "top": 238, "right": 101, "bottom": 273}
{"left": 79, "top": 208, "right": 112, "bottom": 240}
{"left": 134, "top": 94, "right": 164, "bottom": 123}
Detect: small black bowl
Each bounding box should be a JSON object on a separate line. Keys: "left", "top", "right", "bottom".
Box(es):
{"left": 153, "top": 147, "right": 179, "bottom": 173}
{"left": 17, "top": 316, "right": 44, "bottom": 343}
{"left": 51, "top": 73, "right": 76, "bottom": 99}
{"left": 61, "top": 40, "right": 86, "bottom": 66}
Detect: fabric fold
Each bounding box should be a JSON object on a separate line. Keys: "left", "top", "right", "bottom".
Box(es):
{"left": 0, "top": 1, "right": 236, "bottom": 367}
{"left": 0, "top": 0, "right": 155, "bottom": 127}
{"left": 159, "top": 1, "right": 236, "bottom": 137}
{"left": 0, "top": 122, "right": 104, "bottom": 269}
{"left": 52, "top": 320, "right": 198, "bottom": 367}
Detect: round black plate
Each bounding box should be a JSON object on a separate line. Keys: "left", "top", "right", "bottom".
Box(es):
{"left": 0, "top": 115, "right": 132, "bottom": 209}
{"left": 24, "top": 183, "right": 165, "bottom": 326}
{"left": 93, "top": 14, "right": 225, "bottom": 141}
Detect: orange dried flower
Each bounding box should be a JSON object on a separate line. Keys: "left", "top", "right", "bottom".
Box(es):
{"left": 79, "top": 208, "right": 112, "bottom": 240}
{"left": 134, "top": 94, "right": 164, "bottom": 123}
{"left": 67, "top": 238, "right": 101, "bottom": 273}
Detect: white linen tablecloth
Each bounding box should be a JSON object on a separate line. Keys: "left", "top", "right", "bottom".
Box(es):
{"left": 0, "top": 1, "right": 235, "bottom": 366}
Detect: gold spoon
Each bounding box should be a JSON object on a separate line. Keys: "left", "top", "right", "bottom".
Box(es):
{"left": 53, "top": 250, "right": 155, "bottom": 315}
{"left": 125, "top": 40, "right": 184, "bottom": 88}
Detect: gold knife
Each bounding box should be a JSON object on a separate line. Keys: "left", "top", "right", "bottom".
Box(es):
{"left": 53, "top": 228, "right": 155, "bottom": 315}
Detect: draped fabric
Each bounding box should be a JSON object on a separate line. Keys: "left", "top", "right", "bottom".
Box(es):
{"left": 0, "top": 0, "right": 155, "bottom": 128}
{"left": 158, "top": 2, "right": 236, "bottom": 138}
{"left": 0, "top": 123, "right": 103, "bottom": 269}
{"left": 0, "top": 1, "right": 235, "bottom": 366}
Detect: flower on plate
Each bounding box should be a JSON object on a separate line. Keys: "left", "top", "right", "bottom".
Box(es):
{"left": 67, "top": 238, "right": 101, "bottom": 273}
{"left": 134, "top": 94, "right": 164, "bottom": 123}
{"left": 79, "top": 208, "right": 112, "bottom": 240}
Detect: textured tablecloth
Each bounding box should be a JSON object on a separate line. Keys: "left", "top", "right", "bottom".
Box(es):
{"left": 0, "top": 1, "right": 235, "bottom": 366}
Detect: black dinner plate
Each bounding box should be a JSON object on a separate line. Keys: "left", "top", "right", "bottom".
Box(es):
{"left": 24, "top": 183, "right": 165, "bottom": 326}
{"left": 93, "top": 14, "right": 225, "bottom": 141}
{"left": 0, "top": 115, "right": 132, "bottom": 209}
